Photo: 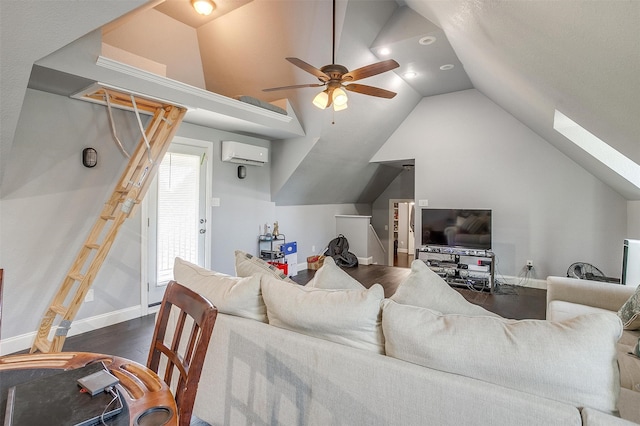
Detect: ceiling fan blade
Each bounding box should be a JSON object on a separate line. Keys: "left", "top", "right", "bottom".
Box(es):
{"left": 344, "top": 84, "right": 397, "bottom": 99}
{"left": 263, "top": 83, "right": 325, "bottom": 92}
{"left": 342, "top": 59, "right": 399, "bottom": 82}
{"left": 286, "top": 58, "right": 330, "bottom": 82}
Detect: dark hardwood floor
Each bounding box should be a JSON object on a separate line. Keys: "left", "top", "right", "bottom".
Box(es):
{"left": 21, "top": 264, "right": 546, "bottom": 363}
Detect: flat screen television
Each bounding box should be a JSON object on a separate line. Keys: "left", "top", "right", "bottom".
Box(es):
{"left": 421, "top": 208, "right": 492, "bottom": 250}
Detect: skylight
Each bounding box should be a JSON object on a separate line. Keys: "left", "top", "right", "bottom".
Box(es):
{"left": 553, "top": 110, "right": 640, "bottom": 189}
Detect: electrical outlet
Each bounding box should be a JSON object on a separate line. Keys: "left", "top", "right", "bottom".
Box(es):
{"left": 526, "top": 260, "right": 534, "bottom": 267}
{"left": 312, "top": 245, "right": 316, "bottom": 253}
{"left": 84, "top": 289, "right": 94, "bottom": 303}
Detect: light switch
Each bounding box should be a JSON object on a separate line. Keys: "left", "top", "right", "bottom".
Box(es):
{"left": 211, "top": 197, "right": 221, "bottom": 207}
{"left": 418, "top": 199, "right": 428, "bottom": 207}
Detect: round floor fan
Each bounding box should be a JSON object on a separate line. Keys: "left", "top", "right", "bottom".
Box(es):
{"left": 566, "top": 262, "right": 606, "bottom": 280}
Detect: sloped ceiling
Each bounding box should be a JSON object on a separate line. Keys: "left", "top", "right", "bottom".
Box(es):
{"left": 407, "top": 0, "right": 640, "bottom": 198}
{"left": 2, "top": 0, "right": 639, "bottom": 204}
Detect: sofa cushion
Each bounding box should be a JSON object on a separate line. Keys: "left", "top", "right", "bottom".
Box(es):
{"left": 234, "top": 250, "right": 295, "bottom": 283}
{"left": 547, "top": 300, "right": 614, "bottom": 322}
{"left": 174, "top": 257, "right": 267, "bottom": 322}
{"left": 307, "top": 256, "right": 365, "bottom": 290}
{"left": 390, "top": 259, "right": 499, "bottom": 317}
{"left": 261, "top": 275, "right": 385, "bottom": 354}
{"left": 618, "top": 285, "right": 640, "bottom": 330}
{"left": 381, "top": 299, "right": 623, "bottom": 414}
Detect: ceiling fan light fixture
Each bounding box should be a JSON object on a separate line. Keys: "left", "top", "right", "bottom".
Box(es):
{"left": 191, "top": 0, "right": 216, "bottom": 16}
{"left": 313, "top": 90, "right": 329, "bottom": 109}
{"left": 332, "top": 88, "right": 348, "bottom": 106}
{"left": 333, "top": 102, "right": 348, "bottom": 112}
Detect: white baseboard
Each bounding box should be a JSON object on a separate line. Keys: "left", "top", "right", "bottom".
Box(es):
{"left": 0, "top": 305, "right": 143, "bottom": 356}
{"left": 499, "top": 276, "right": 547, "bottom": 290}
{"left": 358, "top": 256, "right": 374, "bottom": 266}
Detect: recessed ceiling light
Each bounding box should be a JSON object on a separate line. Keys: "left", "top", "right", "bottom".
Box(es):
{"left": 379, "top": 47, "right": 391, "bottom": 56}
{"left": 440, "top": 64, "right": 454, "bottom": 71}
{"left": 419, "top": 36, "right": 436, "bottom": 45}
{"left": 404, "top": 71, "right": 417, "bottom": 79}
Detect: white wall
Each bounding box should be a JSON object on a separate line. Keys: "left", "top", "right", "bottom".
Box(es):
{"left": 372, "top": 89, "right": 627, "bottom": 278}
{"left": 1, "top": 89, "right": 145, "bottom": 341}
{"left": 175, "top": 123, "right": 366, "bottom": 275}
{"left": 102, "top": 8, "right": 206, "bottom": 89}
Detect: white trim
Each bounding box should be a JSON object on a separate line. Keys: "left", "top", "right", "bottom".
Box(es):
{"left": 0, "top": 306, "right": 142, "bottom": 356}
{"left": 94, "top": 57, "right": 294, "bottom": 123}
{"left": 140, "top": 195, "right": 150, "bottom": 316}
{"left": 141, "top": 137, "right": 213, "bottom": 309}
{"left": 358, "top": 256, "right": 374, "bottom": 266}
{"left": 498, "top": 276, "right": 547, "bottom": 290}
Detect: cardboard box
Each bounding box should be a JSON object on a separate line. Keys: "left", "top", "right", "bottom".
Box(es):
{"left": 307, "top": 255, "right": 325, "bottom": 270}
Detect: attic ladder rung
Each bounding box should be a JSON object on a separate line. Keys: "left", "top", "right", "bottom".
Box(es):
{"left": 68, "top": 273, "right": 84, "bottom": 282}
{"left": 49, "top": 305, "right": 67, "bottom": 316}
{"left": 31, "top": 89, "right": 186, "bottom": 353}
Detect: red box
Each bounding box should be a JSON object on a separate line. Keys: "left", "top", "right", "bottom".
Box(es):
{"left": 268, "top": 262, "right": 288, "bottom": 275}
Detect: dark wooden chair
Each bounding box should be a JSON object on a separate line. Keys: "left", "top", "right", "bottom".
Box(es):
{"left": 147, "top": 280, "right": 217, "bottom": 426}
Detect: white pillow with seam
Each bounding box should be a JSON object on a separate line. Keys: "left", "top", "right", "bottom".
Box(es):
{"left": 234, "top": 250, "right": 295, "bottom": 283}
{"left": 391, "top": 259, "right": 499, "bottom": 317}
{"left": 307, "top": 256, "right": 365, "bottom": 290}
{"left": 262, "top": 274, "right": 385, "bottom": 354}
{"left": 174, "top": 257, "right": 267, "bottom": 322}
{"left": 382, "top": 299, "right": 622, "bottom": 414}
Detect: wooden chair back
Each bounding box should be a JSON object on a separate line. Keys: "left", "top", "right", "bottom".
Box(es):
{"left": 147, "top": 280, "right": 217, "bottom": 426}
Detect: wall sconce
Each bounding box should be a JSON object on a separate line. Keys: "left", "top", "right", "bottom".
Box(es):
{"left": 82, "top": 148, "right": 97, "bottom": 168}
{"left": 191, "top": 0, "right": 216, "bottom": 16}
{"left": 237, "top": 165, "right": 247, "bottom": 179}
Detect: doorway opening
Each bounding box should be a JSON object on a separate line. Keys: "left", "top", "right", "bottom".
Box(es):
{"left": 389, "top": 199, "right": 415, "bottom": 267}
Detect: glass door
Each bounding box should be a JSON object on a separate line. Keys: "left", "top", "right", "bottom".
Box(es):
{"left": 147, "top": 142, "right": 208, "bottom": 306}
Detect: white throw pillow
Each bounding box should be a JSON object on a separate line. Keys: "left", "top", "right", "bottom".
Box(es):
{"left": 307, "top": 256, "right": 365, "bottom": 290}
{"left": 382, "top": 299, "right": 622, "bottom": 414}
{"left": 174, "top": 257, "right": 267, "bottom": 322}
{"left": 261, "top": 275, "right": 385, "bottom": 354}
{"left": 234, "top": 250, "right": 295, "bottom": 283}
{"left": 391, "top": 259, "right": 498, "bottom": 317}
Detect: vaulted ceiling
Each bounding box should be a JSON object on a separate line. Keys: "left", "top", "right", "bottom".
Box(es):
{"left": 1, "top": 0, "right": 639, "bottom": 204}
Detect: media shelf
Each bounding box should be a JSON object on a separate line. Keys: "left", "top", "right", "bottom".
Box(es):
{"left": 416, "top": 246, "right": 495, "bottom": 293}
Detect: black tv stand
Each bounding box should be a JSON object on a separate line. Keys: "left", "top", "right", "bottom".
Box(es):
{"left": 416, "top": 246, "right": 495, "bottom": 293}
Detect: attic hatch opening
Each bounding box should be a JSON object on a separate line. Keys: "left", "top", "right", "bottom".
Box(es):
{"left": 71, "top": 82, "right": 187, "bottom": 161}
{"left": 553, "top": 110, "right": 640, "bottom": 189}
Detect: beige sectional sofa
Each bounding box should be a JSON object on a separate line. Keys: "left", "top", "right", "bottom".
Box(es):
{"left": 169, "top": 254, "right": 640, "bottom": 425}
{"left": 547, "top": 276, "right": 640, "bottom": 424}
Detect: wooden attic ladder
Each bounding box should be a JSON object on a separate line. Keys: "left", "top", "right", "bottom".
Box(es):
{"left": 31, "top": 87, "right": 187, "bottom": 354}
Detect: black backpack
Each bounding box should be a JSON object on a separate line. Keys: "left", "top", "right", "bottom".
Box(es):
{"left": 324, "top": 234, "right": 358, "bottom": 267}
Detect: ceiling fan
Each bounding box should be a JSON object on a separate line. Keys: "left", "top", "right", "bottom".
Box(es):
{"left": 263, "top": 0, "right": 399, "bottom": 111}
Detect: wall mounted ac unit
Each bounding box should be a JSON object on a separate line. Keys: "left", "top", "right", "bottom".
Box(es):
{"left": 221, "top": 141, "right": 268, "bottom": 166}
